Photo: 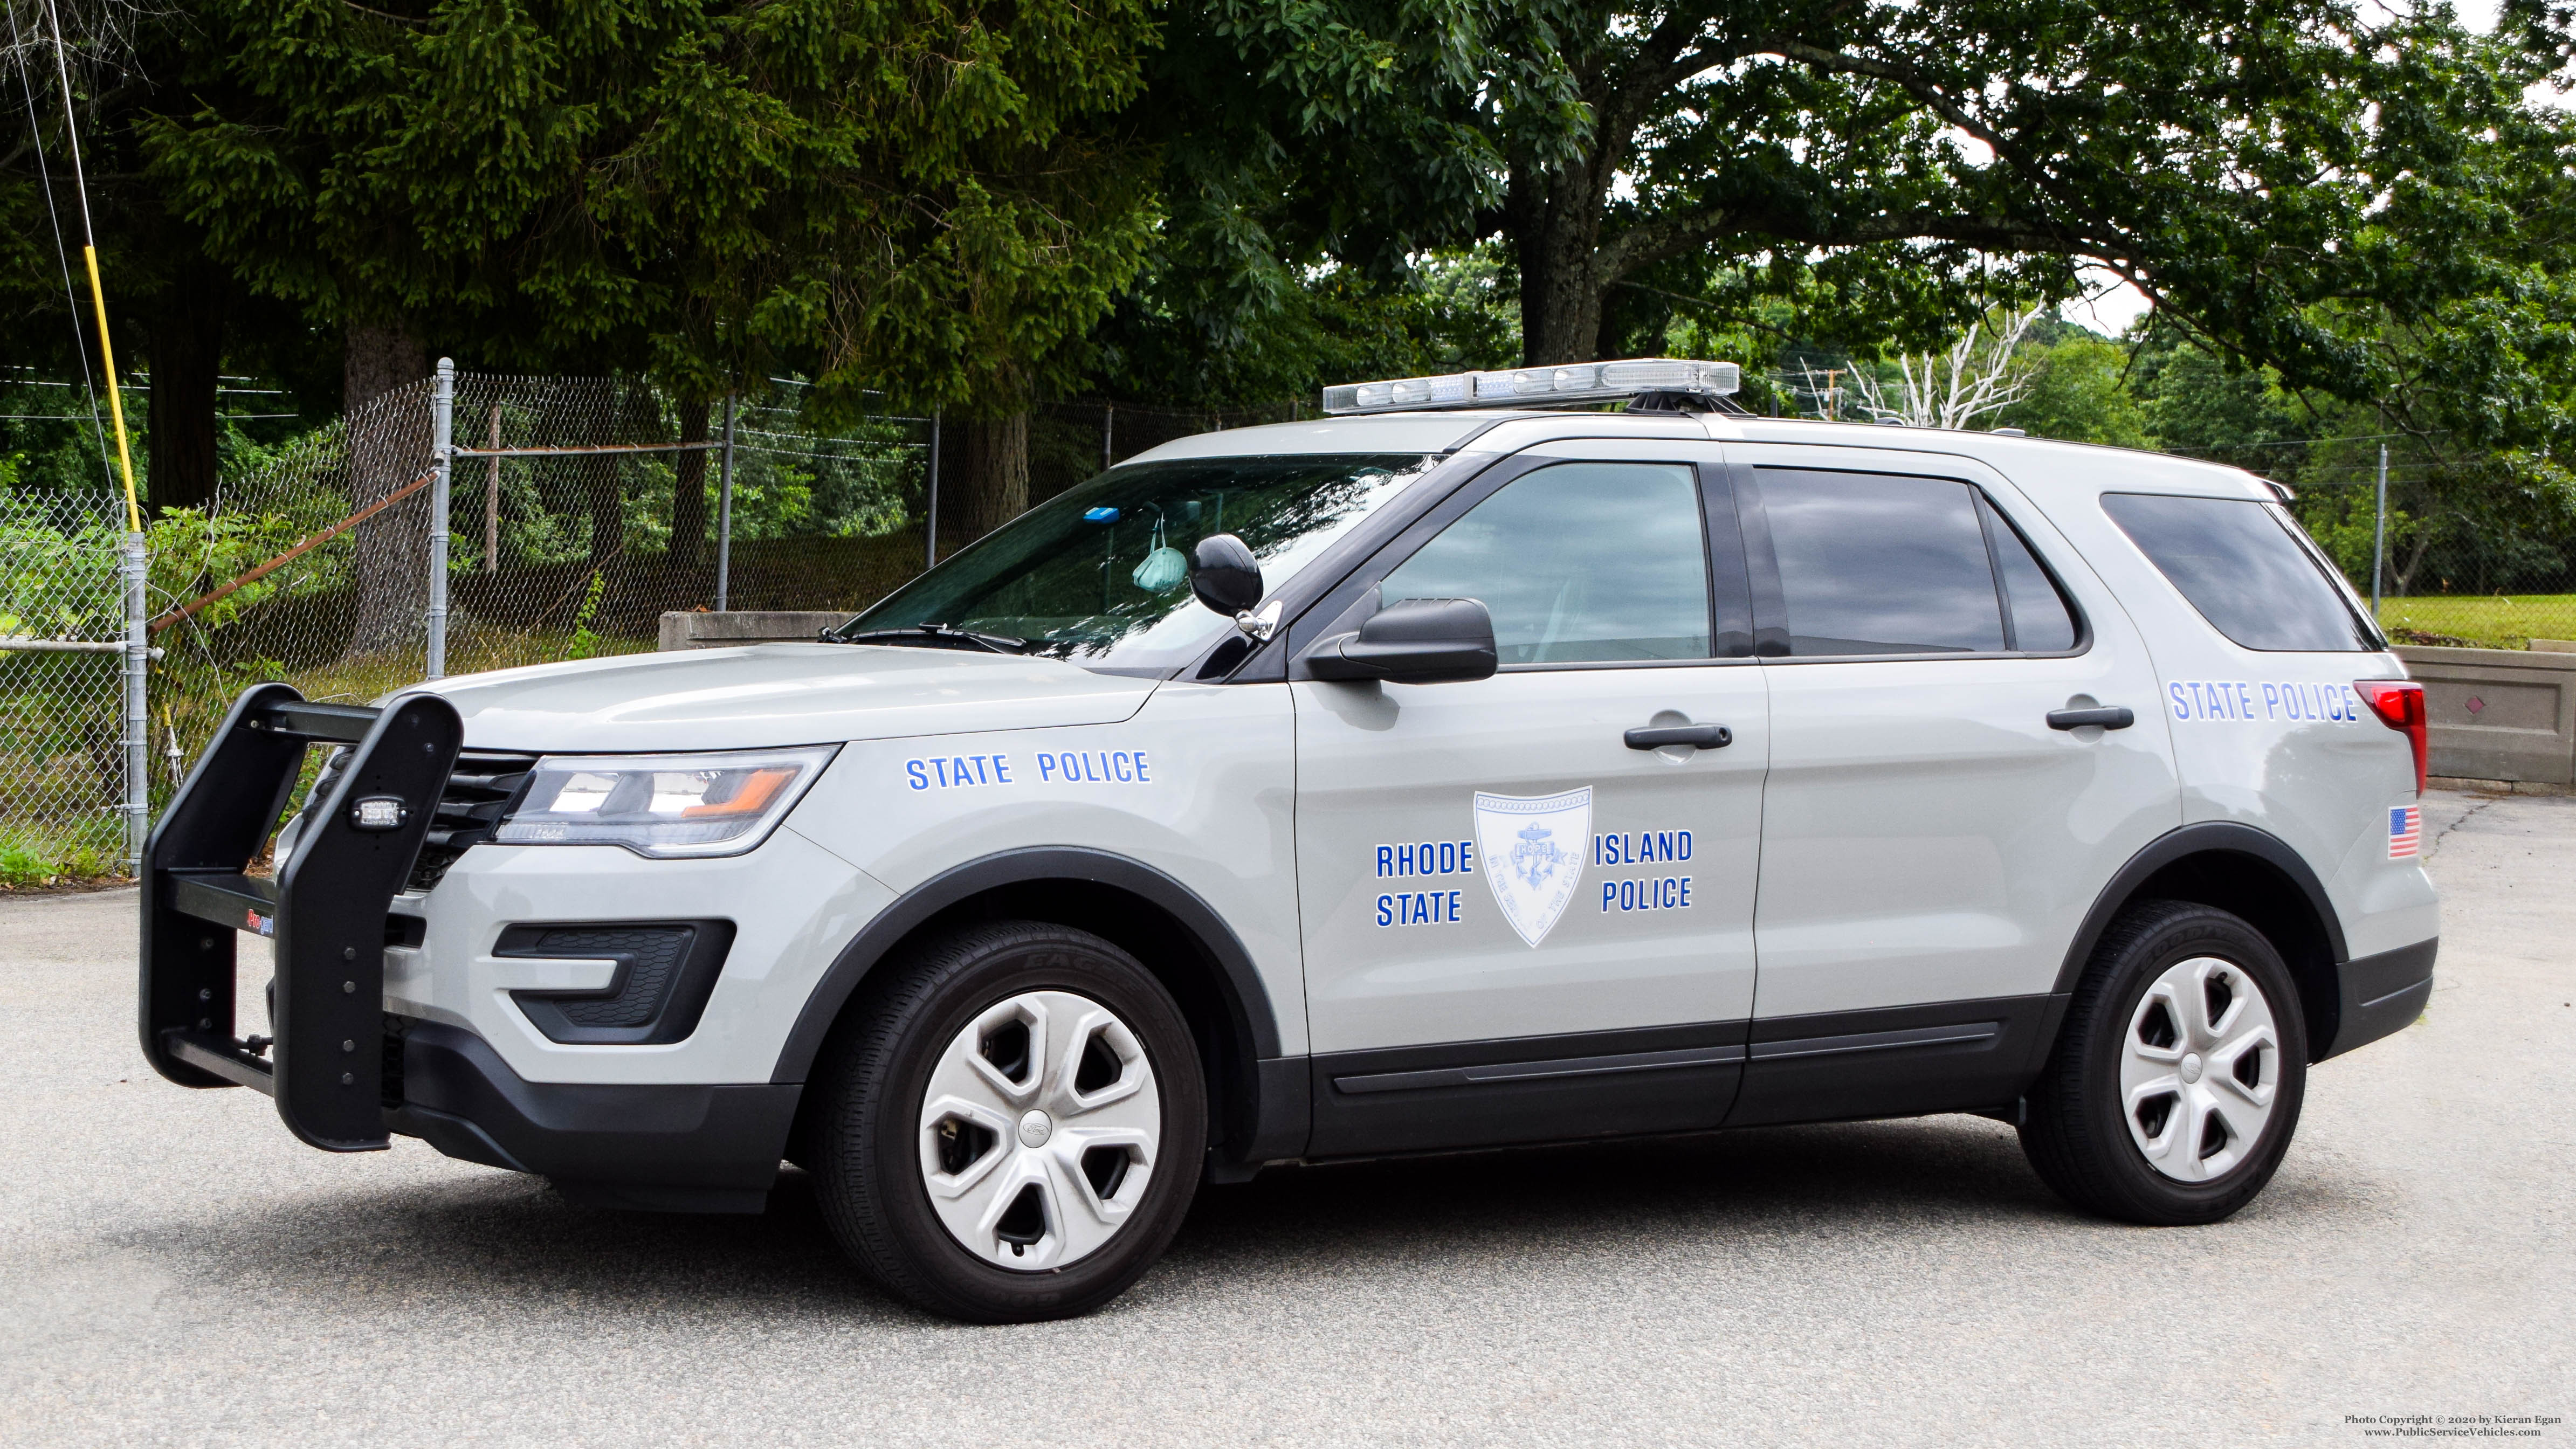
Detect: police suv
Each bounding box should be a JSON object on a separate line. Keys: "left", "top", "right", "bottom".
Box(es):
{"left": 140, "top": 359, "right": 2437, "bottom": 1323}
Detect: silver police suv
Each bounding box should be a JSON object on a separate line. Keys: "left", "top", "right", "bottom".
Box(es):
{"left": 140, "top": 360, "right": 2437, "bottom": 1323}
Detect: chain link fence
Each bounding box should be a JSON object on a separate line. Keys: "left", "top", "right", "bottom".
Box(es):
{"left": 144, "top": 370, "right": 942, "bottom": 775}
{"left": 2282, "top": 463, "right": 2576, "bottom": 652}
{"left": 1030, "top": 398, "right": 1301, "bottom": 508}
{"left": 0, "top": 477, "right": 135, "bottom": 880}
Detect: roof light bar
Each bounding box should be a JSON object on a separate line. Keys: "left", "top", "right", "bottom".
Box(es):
{"left": 1320, "top": 358, "right": 1741, "bottom": 415}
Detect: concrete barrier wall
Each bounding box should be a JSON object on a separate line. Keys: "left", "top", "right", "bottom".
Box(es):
{"left": 658, "top": 611, "right": 849, "bottom": 651}
{"left": 2395, "top": 645, "right": 2576, "bottom": 786}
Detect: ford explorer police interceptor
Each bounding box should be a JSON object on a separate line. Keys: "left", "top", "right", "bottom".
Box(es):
{"left": 139, "top": 358, "right": 2437, "bottom": 1323}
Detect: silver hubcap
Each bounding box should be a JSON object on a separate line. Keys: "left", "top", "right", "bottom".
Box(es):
{"left": 918, "top": 990, "right": 1159, "bottom": 1271}
{"left": 2121, "top": 956, "right": 2280, "bottom": 1182}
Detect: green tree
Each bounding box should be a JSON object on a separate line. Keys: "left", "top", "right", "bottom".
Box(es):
{"left": 1180, "top": 0, "right": 2576, "bottom": 443}
{"left": 135, "top": 0, "right": 1161, "bottom": 586}
{"left": 1992, "top": 326, "right": 2149, "bottom": 449}
{"left": 2133, "top": 340, "right": 2309, "bottom": 473}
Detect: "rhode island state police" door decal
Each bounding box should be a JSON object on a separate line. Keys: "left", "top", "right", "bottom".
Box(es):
{"left": 1473, "top": 787, "right": 1592, "bottom": 946}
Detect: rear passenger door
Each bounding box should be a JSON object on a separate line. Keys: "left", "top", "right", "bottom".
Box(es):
{"left": 1729, "top": 446, "right": 2181, "bottom": 1126}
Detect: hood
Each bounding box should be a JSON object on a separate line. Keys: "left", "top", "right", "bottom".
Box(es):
{"left": 407, "top": 643, "right": 1159, "bottom": 753}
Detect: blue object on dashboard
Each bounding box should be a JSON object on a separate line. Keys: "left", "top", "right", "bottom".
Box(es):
{"left": 1084, "top": 507, "right": 1121, "bottom": 523}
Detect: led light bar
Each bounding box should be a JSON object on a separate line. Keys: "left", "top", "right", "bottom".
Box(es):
{"left": 1320, "top": 358, "right": 1741, "bottom": 415}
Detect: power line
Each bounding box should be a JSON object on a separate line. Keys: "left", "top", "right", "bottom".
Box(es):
{"left": 2167, "top": 430, "right": 2444, "bottom": 452}
{"left": 36, "top": 0, "right": 140, "bottom": 528}
{"left": 5, "top": 0, "right": 112, "bottom": 498}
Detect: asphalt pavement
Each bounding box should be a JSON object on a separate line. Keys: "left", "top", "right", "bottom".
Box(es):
{"left": 2, "top": 790, "right": 2569, "bottom": 1446}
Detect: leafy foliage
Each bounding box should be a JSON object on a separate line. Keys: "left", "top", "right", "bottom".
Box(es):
{"left": 139, "top": 0, "right": 1164, "bottom": 416}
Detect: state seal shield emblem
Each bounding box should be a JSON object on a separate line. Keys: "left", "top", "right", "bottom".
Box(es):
{"left": 1473, "top": 786, "right": 1592, "bottom": 947}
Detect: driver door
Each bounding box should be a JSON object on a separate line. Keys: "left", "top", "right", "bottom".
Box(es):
{"left": 1290, "top": 441, "right": 1769, "bottom": 1156}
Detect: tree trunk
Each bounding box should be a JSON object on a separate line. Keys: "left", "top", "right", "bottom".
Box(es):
{"left": 343, "top": 321, "right": 430, "bottom": 656}
{"left": 946, "top": 410, "right": 1029, "bottom": 557}
{"left": 1511, "top": 158, "right": 1610, "bottom": 367}
{"left": 670, "top": 397, "right": 710, "bottom": 571}
{"left": 147, "top": 268, "right": 224, "bottom": 515}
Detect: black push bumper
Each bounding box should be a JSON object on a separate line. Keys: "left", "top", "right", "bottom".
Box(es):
{"left": 140, "top": 683, "right": 798, "bottom": 1209}
{"left": 141, "top": 684, "right": 465, "bottom": 1150}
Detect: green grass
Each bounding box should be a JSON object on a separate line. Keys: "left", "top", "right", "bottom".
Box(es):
{"left": 2376, "top": 594, "right": 2576, "bottom": 651}
{"left": 0, "top": 822, "right": 123, "bottom": 887}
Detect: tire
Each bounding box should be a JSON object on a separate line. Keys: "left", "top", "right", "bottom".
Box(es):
{"left": 809, "top": 920, "right": 1206, "bottom": 1323}
{"left": 2020, "top": 899, "right": 2309, "bottom": 1225}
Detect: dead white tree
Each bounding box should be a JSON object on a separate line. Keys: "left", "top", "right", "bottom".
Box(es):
{"left": 1847, "top": 306, "right": 2047, "bottom": 430}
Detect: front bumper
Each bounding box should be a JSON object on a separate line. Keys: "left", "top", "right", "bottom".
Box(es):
{"left": 140, "top": 684, "right": 857, "bottom": 1198}
{"left": 390, "top": 1019, "right": 797, "bottom": 1212}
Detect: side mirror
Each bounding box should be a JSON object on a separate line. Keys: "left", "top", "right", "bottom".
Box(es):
{"left": 1189, "top": 534, "right": 1263, "bottom": 616}
{"left": 1306, "top": 597, "right": 1497, "bottom": 684}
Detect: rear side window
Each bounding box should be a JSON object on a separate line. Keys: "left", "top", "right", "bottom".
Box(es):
{"left": 2102, "top": 493, "right": 2375, "bottom": 652}
{"left": 1755, "top": 470, "right": 2077, "bottom": 656}
{"left": 1381, "top": 461, "right": 1710, "bottom": 665}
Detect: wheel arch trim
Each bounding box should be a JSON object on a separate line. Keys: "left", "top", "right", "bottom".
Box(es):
{"left": 2053, "top": 822, "right": 2350, "bottom": 1057}
{"left": 769, "top": 847, "right": 1286, "bottom": 1087}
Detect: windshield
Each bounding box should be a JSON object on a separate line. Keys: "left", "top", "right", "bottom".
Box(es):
{"left": 837, "top": 453, "right": 1438, "bottom": 671}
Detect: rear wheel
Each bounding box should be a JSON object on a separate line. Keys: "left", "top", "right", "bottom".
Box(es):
{"left": 2021, "top": 900, "right": 2308, "bottom": 1225}
{"left": 810, "top": 920, "right": 1205, "bottom": 1322}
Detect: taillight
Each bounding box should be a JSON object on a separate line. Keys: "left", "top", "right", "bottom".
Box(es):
{"left": 2355, "top": 680, "right": 2427, "bottom": 794}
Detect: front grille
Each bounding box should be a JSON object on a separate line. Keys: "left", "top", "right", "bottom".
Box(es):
{"left": 288, "top": 747, "right": 539, "bottom": 892}
{"left": 407, "top": 750, "right": 541, "bottom": 891}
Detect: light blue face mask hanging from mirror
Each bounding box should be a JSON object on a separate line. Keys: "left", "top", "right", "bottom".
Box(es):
{"left": 1132, "top": 512, "right": 1189, "bottom": 592}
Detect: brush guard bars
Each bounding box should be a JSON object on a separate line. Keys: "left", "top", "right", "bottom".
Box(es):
{"left": 139, "top": 682, "right": 464, "bottom": 1151}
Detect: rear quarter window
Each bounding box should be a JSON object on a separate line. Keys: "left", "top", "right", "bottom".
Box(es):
{"left": 2101, "top": 492, "right": 2379, "bottom": 652}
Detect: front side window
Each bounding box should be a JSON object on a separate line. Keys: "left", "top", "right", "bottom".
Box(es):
{"left": 2102, "top": 492, "right": 2379, "bottom": 652}
{"left": 1379, "top": 461, "right": 1711, "bottom": 665}
{"left": 840, "top": 454, "right": 1436, "bottom": 671}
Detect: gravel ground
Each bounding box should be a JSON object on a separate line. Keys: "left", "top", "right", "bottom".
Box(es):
{"left": 2, "top": 790, "right": 2569, "bottom": 1447}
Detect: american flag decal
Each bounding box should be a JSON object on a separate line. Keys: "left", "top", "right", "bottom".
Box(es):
{"left": 2388, "top": 805, "right": 2422, "bottom": 859}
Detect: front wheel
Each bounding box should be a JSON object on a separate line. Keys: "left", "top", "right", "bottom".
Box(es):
{"left": 810, "top": 920, "right": 1206, "bottom": 1323}
{"left": 2020, "top": 900, "right": 2308, "bottom": 1225}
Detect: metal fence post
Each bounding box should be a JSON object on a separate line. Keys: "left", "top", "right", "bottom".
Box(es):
{"left": 2371, "top": 443, "right": 2388, "bottom": 618}
{"left": 426, "top": 358, "right": 454, "bottom": 679}
{"left": 120, "top": 529, "right": 148, "bottom": 871}
{"left": 716, "top": 394, "right": 737, "bottom": 611}
{"left": 483, "top": 404, "right": 501, "bottom": 572}
{"left": 1103, "top": 403, "right": 1113, "bottom": 472}
{"left": 925, "top": 411, "right": 942, "bottom": 569}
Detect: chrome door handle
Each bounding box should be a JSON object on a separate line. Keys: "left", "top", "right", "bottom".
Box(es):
{"left": 1624, "top": 723, "right": 1732, "bottom": 750}
{"left": 2047, "top": 707, "right": 2134, "bottom": 730}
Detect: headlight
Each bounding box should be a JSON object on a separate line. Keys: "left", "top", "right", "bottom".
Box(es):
{"left": 494, "top": 745, "right": 839, "bottom": 858}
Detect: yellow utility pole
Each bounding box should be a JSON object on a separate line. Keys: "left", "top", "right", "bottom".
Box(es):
{"left": 83, "top": 245, "right": 140, "bottom": 530}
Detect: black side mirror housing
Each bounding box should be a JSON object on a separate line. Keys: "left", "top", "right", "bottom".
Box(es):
{"left": 1306, "top": 597, "right": 1498, "bottom": 684}
{"left": 1189, "top": 534, "right": 1263, "bottom": 616}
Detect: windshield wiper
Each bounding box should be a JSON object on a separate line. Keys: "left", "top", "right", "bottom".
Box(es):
{"left": 835, "top": 623, "right": 1034, "bottom": 655}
